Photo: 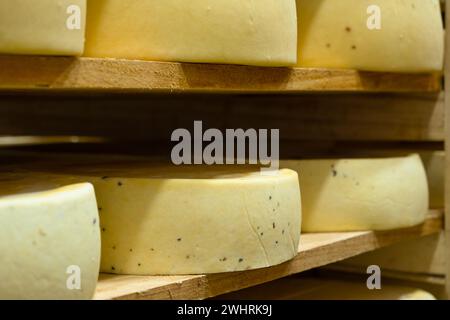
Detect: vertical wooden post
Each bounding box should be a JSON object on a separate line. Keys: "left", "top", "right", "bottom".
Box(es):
{"left": 445, "top": 0, "right": 450, "bottom": 300}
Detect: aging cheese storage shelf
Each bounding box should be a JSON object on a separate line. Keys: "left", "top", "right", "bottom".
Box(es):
{"left": 0, "top": 56, "right": 441, "bottom": 93}
{"left": 94, "top": 211, "right": 442, "bottom": 300}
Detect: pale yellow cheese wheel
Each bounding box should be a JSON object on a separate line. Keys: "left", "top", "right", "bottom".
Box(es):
{"left": 0, "top": 181, "right": 101, "bottom": 300}
{"left": 84, "top": 0, "right": 298, "bottom": 66}
{"left": 84, "top": 167, "right": 301, "bottom": 275}
{"left": 297, "top": 0, "right": 444, "bottom": 72}
{"left": 0, "top": 0, "right": 86, "bottom": 56}
{"left": 282, "top": 154, "right": 428, "bottom": 232}
{"left": 316, "top": 150, "right": 444, "bottom": 209}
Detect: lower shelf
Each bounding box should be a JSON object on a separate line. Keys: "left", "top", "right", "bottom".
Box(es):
{"left": 94, "top": 210, "right": 443, "bottom": 300}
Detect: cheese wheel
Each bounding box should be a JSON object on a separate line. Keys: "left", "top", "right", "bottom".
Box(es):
{"left": 84, "top": 0, "right": 298, "bottom": 66}
{"left": 297, "top": 0, "right": 444, "bottom": 72}
{"left": 313, "top": 150, "right": 444, "bottom": 209}
{"left": 281, "top": 154, "right": 428, "bottom": 232}
{"left": 0, "top": 181, "right": 100, "bottom": 300}
{"left": 0, "top": 0, "right": 86, "bottom": 56}
{"left": 218, "top": 277, "right": 436, "bottom": 300}
{"left": 91, "top": 167, "right": 301, "bottom": 275}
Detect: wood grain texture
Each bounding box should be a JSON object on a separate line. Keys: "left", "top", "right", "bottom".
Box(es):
{"left": 94, "top": 211, "right": 442, "bottom": 300}
{"left": 0, "top": 56, "right": 441, "bottom": 93}
{"left": 0, "top": 93, "right": 444, "bottom": 142}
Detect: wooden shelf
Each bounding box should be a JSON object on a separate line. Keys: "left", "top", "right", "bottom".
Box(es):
{"left": 0, "top": 56, "right": 441, "bottom": 93}
{"left": 94, "top": 210, "right": 443, "bottom": 300}
{"left": 0, "top": 93, "right": 444, "bottom": 141}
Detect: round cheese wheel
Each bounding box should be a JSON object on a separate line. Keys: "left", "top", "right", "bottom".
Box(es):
{"left": 84, "top": 0, "right": 298, "bottom": 66}
{"left": 315, "top": 150, "right": 444, "bottom": 209}
{"left": 0, "top": 182, "right": 101, "bottom": 300}
{"left": 282, "top": 154, "right": 428, "bottom": 232}
{"left": 82, "top": 166, "right": 301, "bottom": 275}
{"left": 296, "top": 0, "right": 444, "bottom": 72}
{"left": 0, "top": 0, "right": 86, "bottom": 56}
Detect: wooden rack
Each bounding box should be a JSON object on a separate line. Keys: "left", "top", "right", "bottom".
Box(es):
{"left": 0, "top": 2, "right": 449, "bottom": 300}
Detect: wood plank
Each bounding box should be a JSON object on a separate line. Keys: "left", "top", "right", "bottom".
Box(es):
{"left": 0, "top": 56, "right": 441, "bottom": 93}
{"left": 94, "top": 211, "right": 443, "bottom": 300}
{"left": 0, "top": 93, "right": 444, "bottom": 142}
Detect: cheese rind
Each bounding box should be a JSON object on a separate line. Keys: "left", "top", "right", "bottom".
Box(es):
{"left": 282, "top": 154, "right": 428, "bottom": 232}
{"left": 0, "top": 183, "right": 101, "bottom": 300}
{"left": 0, "top": 0, "right": 86, "bottom": 56}
{"left": 84, "top": 0, "right": 298, "bottom": 66}
{"left": 297, "top": 0, "right": 444, "bottom": 72}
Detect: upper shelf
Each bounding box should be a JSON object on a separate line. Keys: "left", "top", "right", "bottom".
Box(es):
{"left": 0, "top": 56, "right": 441, "bottom": 94}
{"left": 94, "top": 210, "right": 442, "bottom": 300}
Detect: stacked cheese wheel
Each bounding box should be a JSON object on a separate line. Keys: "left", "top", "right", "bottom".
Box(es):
{"left": 0, "top": 0, "right": 444, "bottom": 71}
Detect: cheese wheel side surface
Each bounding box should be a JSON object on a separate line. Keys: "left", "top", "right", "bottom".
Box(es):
{"left": 297, "top": 0, "right": 444, "bottom": 72}
{"left": 84, "top": 0, "right": 298, "bottom": 66}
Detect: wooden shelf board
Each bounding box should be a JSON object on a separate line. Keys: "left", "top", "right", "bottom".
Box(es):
{"left": 0, "top": 93, "right": 444, "bottom": 141}
{"left": 0, "top": 56, "right": 441, "bottom": 93}
{"left": 94, "top": 210, "right": 443, "bottom": 300}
